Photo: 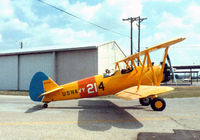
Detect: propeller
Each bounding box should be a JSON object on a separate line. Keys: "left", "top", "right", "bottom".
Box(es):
{"left": 167, "top": 54, "right": 175, "bottom": 82}
{"left": 162, "top": 54, "right": 176, "bottom": 83}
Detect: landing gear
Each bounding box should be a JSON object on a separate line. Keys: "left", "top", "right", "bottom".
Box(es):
{"left": 139, "top": 97, "right": 152, "bottom": 106}
{"left": 150, "top": 97, "right": 166, "bottom": 111}
{"left": 43, "top": 103, "right": 48, "bottom": 108}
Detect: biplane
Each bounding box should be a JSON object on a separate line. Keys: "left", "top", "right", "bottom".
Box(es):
{"left": 29, "top": 37, "right": 185, "bottom": 111}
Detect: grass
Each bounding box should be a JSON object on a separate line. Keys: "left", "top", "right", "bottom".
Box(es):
{"left": 0, "top": 91, "right": 28, "bottom": 96}
{"left": 0, "top": 87, "right": 200, "bottom": 98}
{"left": 160, "top": 87, "right": 200, "bottom": 98}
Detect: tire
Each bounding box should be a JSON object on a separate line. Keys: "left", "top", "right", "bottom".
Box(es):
{"left": 139, "top": 97, "right": 152, "bottom": 106}
{"left": 151, "top": 97, "right": 166, "bottom": 111}
{"left": 43, "top": 103, "right": 48, "bottom": 108}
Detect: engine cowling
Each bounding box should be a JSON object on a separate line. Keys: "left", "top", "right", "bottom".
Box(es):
{"left": 162, "top": 63, "right": 171, "bottom": 83}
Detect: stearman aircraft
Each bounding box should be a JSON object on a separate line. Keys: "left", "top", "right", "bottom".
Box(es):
{"left": 29, "top": 37, "right": 185, "bottom": 111}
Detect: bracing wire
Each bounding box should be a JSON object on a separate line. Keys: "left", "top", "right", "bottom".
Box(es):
{"left": 38, "top": 0, "right": 130, "bottom": 38}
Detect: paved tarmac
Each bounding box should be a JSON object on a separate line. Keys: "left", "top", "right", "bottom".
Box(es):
{"left": 0, "top": 95, "right": 200, "bottom": 140}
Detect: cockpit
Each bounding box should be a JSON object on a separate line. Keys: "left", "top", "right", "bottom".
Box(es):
{"left": 103, "top": 61, "right": 134, "bottom": 78}
{"left": 103, "top": 69, "right": 117, "bottom": 78}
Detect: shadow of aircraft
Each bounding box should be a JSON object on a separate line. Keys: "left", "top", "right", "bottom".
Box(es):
{"left": 25, "top": 100, "right": 144, "bottom": 131}
{"left": 25, "top": 105, "right": 45, "bottom": 113}
{"left": 77, "top": 100, "right": 143, "bottom": 131}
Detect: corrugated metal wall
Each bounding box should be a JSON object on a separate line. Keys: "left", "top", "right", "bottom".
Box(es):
{"left": 19, "top": 53, "right": 54, "bottom": 90}
{"left": 0, "top": 56, "right": 18, "bottom": 90}
{"left": 56, "top": 49, "right": 98, "bottom": 85}
{"left": 0, "top": 43, "right": 124, "bottom": 90}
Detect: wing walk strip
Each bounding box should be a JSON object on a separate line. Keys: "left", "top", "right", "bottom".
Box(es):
{"left": 123, "top": 91, "right": 141, "bottom": 96}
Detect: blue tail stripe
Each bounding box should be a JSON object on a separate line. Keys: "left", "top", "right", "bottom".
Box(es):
{"left": 29, "top": 72, "right": 49, "bottom": 102}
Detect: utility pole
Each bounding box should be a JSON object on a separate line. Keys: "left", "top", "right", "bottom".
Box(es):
{"left": 123, "top": 16, "right": 147, "bottom": 58}
{"left": 20, "top": 41, "right": 23, "bottom": 49}
{"left": 122, "top": 17, "right": 137, "bottom": 55}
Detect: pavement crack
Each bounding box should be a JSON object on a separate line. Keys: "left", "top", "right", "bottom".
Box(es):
{"left": 168, "top": 116, "right": 195, "bottom": 129}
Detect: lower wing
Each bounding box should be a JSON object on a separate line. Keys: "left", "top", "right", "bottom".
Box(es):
{"left": 115, "top": 86, "right": 174, "bottom": 100}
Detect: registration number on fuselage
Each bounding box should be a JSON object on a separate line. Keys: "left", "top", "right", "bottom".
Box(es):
{"left": 78, "top": 76, "right": 104, "bottom": 98}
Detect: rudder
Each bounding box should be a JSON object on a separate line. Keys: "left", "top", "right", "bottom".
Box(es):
{"left": 29, "top": 72, "right": 49, "bottom": 102}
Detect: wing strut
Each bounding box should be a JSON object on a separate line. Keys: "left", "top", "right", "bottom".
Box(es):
{"left": 137, "top": 54, "right": 147, "bottom": 90}
{"left": 114, "top": 37, "right": 185, "bottom": 90}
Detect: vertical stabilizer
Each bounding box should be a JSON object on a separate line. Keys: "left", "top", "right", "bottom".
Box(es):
{"left": 29, "top": 72, "right": 48, "bottom": 102}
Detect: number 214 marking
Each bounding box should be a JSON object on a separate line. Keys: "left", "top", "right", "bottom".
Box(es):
{"left": 87, "top": 82, "right": 104, "bottom": 94}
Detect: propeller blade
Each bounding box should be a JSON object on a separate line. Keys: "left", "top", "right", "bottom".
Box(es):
{"left": 167, "top": 54, "right": 175, "bottom": 82}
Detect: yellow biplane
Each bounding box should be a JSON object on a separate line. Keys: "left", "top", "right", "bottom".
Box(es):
{"left": 29, "top": 37, "right": 185, "bottom": 111}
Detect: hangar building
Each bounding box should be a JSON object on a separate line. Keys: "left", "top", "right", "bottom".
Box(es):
{"left": 0, "top": 41, "right": 126, "bottom": 90}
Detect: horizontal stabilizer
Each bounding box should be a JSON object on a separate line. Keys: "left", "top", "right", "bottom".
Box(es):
{"left": 38, "top": 86, "right": 63, "bottom": 98}
{"left": 115, "top": 86, "right": 174, "bottom": 100}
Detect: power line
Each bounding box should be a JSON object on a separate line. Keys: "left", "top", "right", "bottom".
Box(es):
{"left": 37, "top": 0, "right": 129, "bottom": 38}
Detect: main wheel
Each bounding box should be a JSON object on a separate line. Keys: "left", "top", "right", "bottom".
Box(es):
{"left": 139, "top": 97, "right": 152, "bottom": 106}
{"left": 151, "top": 97, "right": 166, "bottom": 111}
{"left": 43, "top": 103, "right": 48, "bottom": 108}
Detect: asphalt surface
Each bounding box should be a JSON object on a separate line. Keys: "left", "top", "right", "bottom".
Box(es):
{"left": 0, "top": 95, "right": 200, "bottom": 140}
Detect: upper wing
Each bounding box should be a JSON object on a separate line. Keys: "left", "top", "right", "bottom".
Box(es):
{"left": 115, "top": 37, "right": 185, "bottom": 64}
{"left": 115, "top": 86, "right": 174, "bottom": 100}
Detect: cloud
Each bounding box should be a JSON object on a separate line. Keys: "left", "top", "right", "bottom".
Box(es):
{"left": 142, "top": 32, "right": 168, "bottom": 48}
{"left": 69, "top": 2, "right": 101, "bottom": 20}
{"left": 12, "top": 0, "right": 142, "bottom": 51}
{"left": 49, "top": 28, "right": 104, "bottom": 45}
{"left": 0, "top": 18, "right": 28, "bottom": 31}
{"left": 186, "top": 2, "right": 200, "bottom": 24}
{"left": 0, "top": 0, "right": 14, "bottom": 19}
{"left": 166, "top": 0, "right": 181, "bottom": 2}
{"left": 44, "top": 0, "right": 101, "bottom": 20}
{"left": 106, "top": 0, "right": 142, "bottom": 18}
{"left": 0, "top": 0, "right": 103, "bottom": 49}
{"left": 21, "top": 23, "right": 105, "bottom": 48}
{"left": 144, "top": 2, "right": 200, "bottom": 48}
{"left": 11, "top": 0, "right": 39, "bottom": 22}
{"left": 105, "top": 0, "right": 142, "bottom": 21}
{"left": 0, "top": 34, "right": 2, "bottom": 42}
{"left": 142, "top": 0, "right": 181, "bottom": 2}
{"left": 157, "top": 12, "right": 189, "bottom": 30}
{"left": 46, "top": 0, "right": 69, "bottom": 8}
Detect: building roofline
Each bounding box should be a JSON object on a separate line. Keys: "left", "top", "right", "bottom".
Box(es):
{"left": 0, "top": 41, "right": 126, "bottom": 57}
{"left": 98, "top": 41, "right": 127, "bottom": 57}
{"left": 112, "top": 41, "right": 127, "bottom": 57}
{"left": 174, "top": 71, "right": 199, "bottom": 73}
{"left": 0, "top": 46, "right": 97, "bottom": 56}
{"left": 173, "top": 65, "right": 200, "bottom": 69}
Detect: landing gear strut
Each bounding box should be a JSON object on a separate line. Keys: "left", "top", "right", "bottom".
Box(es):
{"left": 43, "top": 103, "right": 48, "bottom": 108}
{"left": 139, "top": 97, "right": 152, "bottom": 106}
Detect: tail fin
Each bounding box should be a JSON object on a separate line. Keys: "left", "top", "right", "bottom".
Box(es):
{"left": 29, "top": 72, "right": 58, "bottom": 102}
{"left": 43, "top": 77, "right": 59, "bottom": 92}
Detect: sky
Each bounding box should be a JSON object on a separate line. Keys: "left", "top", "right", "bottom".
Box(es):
{"left": 0, "top": 0, "right": 200, "bottom": 66}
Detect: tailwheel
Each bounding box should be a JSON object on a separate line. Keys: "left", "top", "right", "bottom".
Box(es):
{"left": 43, "top": 103, "right": 48, "bottom": 108}
{"left": 139, "top": 97, "right": 152, "bottom": 106}
{"left": 151, "top": 97, "right": 166, "bottom": 111}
